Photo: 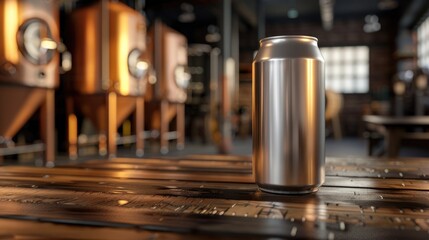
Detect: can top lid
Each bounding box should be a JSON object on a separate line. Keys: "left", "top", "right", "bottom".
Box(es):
{"left": 260, "top": 35, "right": 318, "bottom": 44}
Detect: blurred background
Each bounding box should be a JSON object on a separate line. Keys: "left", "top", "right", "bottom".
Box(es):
{"left": 1, "top": 0, "right": 429, "bottom": 166}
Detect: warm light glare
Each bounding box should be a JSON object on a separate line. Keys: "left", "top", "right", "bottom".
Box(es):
{"left": 306, "top": 60, "right": 315, "bottom": 117}
{"left": 306, "top": 59, "right": 316, "bottom": 179}
{"left": 118, "top": 13, "right": 129, "bottom": 94}
{"left": 393, "top": 81, "right": 406, "bottom": 95}
{"left": 4, "top": 0, "right": 19, "bottom": 63}
{"left": 118, "top": 200, "right": 129, "bottom": 206}
{"left": 85, "top": 13, "right": 96, "bottom": 92}
{"left": 68, "top": 114, "right": 78, "bottom": 145}
{"left": 41, "top": 38, "right": 57, "bottom": 50}
{"left": 136, "top": 60, "right": 148, "bottom": 71}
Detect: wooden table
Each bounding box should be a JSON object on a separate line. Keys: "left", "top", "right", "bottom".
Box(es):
{"left": 0, "top": 155, "right": 428, "bottom": 239}
{"left": 363, "top": 115, "right": 429, "bottom": 158}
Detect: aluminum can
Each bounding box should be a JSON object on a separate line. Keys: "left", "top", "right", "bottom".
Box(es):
{"left": 252, "top": 35, "right": 325, "bottom": 194}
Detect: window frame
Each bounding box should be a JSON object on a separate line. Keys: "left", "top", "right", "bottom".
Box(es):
{"left": 418, "top": 16, "right": 429, "bottom": 68}
{"left": 321, "top": 45, "right": 370, "bottom": 94}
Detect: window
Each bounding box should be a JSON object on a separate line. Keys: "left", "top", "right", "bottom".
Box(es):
{"left": 321, "top": 46, "right": 369, "bottom": 93}
{"left": 418, "top": 16, "right": 429, "bottom": 68}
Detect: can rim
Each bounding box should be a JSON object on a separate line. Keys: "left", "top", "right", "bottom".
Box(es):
{"left": 260, "top": 35, "right": 318, "bottom": 44}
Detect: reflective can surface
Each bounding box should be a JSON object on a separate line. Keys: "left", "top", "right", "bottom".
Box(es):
{"left": 252, "top": 35, "right": 325, "bottom": 194}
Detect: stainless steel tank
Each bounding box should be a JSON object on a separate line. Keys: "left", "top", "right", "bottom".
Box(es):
{"left": 252, "top": 35, "right": 325, "bottom": 194}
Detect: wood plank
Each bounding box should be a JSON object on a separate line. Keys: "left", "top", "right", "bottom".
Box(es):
{"left": 71, "top": 157, "right": 429, "bottom": 180}
{"left": 0, "top": 166, "right": 254, "bottom": 183}
{"left": 1, "top": 163, "right": 428, "bottom": 190}
{"left": 0, "top": 155, "right": 427, "bottom": 239}
{"left": 0, "top": 218, "right": 214, "bottom": 240}
{"left": 0, "top": 184, "right": 427, "bottom": 239}
{"left": 61, "top": 155, "right": 429, "bottom": 180}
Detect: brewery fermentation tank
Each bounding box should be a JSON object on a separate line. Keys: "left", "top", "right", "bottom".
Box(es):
{"left": 0, "top": 0, "right": 61, "bottom": 165}
{"left": 145, "top": 20, "right": 190, "bottom": 153}
{"left": 0, "top": 0, "right": 60, "bottom": 88}
{"left": 67, "top": 0, "right": 148, "bottom": 158}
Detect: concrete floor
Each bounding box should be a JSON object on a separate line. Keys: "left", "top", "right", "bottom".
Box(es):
{"left": 2, "top": 137, "right": 429, "bottom": 167}
{"left": 143, "top": 137, "right": 429, "bottom": 158}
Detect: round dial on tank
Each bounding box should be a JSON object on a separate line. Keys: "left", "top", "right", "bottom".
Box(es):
{"left": 174, "top": 65, "right": 191, "bottom": 89}
{"left": 128, "top": 49, "right": 148, "bottom": 79}
{"left": 17, "top": 19, "right": 56, "bottom": 65}
{"left": 174, "top": 45, "right": 190, "bottom": 89}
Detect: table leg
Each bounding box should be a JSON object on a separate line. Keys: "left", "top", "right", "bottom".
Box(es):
{"left": 384, "top": 127, "right": 403, "bottom": 158}
{"left": 40, "top": 89, "right": 55, "bottom": 167}
{"left": 135, "top": 97, "right": 144, "bottom": 157}
{"left": 160, "top": 100, "right": 168, "bottom": 154}
{"left": 66, "top": 97, "right": 78, "bottom": 160}
{"left": 107, "top": 92, "right": 117, "bottom": 158}
{"left": 177, "top": 103, "right": 185, "bottom": 150}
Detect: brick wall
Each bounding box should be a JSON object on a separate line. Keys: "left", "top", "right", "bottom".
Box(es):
{"left": 239, "top": 16, "right": 399, "bottom": 136}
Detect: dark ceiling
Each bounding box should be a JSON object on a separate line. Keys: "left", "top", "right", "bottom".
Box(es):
{"left": 141, "top": 0, "right": 429, "bottom": 42}
{"left": 144, "top": 0, "right": 427, "bottom": 24}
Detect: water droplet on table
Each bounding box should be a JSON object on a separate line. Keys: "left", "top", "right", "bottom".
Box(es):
{"left": 339, "top": 221, "right": 346, "bottom": 231}
{"left": 290, "top": 226, "right": 297, "bottom": 237}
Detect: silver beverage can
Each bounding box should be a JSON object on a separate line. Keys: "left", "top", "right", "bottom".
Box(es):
{"left": 252, "top": 35, "right": 325, "bottom": 194}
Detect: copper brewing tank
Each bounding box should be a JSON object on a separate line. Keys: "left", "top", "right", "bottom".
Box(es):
{"left": 67, "top": 1, "right": 147, "bottom": 157}
{"left": 68, "top": 0, "right": 147, "bottom": 130}
{"left": 0, "top": 0, "right": 59, "bottom": 164}
{"left": 143, "top": 21, "right": 188, "bottom": 153}
{"left": 69, "top": 1, "right": 147, "bottom": 97}
{"left": 146, "top": 20, "right": 189, "bottom": 103}
{"left": 0, "top": 0, "right": 60, "bottom": 88}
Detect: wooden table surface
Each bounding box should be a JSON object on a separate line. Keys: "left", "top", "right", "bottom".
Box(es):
{"left": 363, "top": 115, "right": 429, "bottom": 126}
{"left": 0, "top": 155, "right": 428, "bottom": 239}
{"left": 363, "top": 115, "right": 429, "bottom": 157}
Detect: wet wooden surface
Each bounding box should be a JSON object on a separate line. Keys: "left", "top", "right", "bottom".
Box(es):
{"left": 0, "top": 155, "right": 428, "bottom": 239}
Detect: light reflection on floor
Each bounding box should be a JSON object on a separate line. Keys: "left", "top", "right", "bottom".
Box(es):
{"left": 1, "top": 137, "right": 429, "bottom": 166}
